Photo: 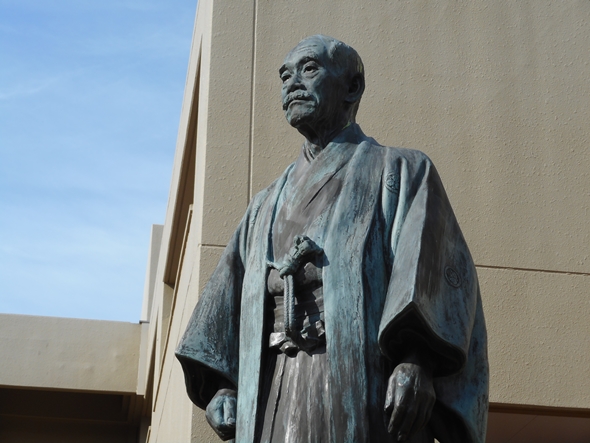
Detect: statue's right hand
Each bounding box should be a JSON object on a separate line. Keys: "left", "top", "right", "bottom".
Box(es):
{"left": 205, "top": 388, "right": 237, "bottom": 441}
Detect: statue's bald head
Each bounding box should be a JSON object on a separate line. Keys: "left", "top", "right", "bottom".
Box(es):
{"left": 279, "top": 35, "right": 365, "bottom": 121}
{"left": 294, "top": 35, "right": 364, "bottom": 83}
{"left": 285, "top": 35, "right": 365, "bottom": 119}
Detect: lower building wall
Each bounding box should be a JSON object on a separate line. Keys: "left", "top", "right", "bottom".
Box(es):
{"left": 192, "top": 404, "right": 217, "bottom": 443}
{"left": 481, "top": 267, "right": 590, "bottom": 408}
{"left": 0, "top": 416, "right": 138, "bottom": 443}
{"left": 145, "top": 227, "right": 219, "bottom": 442}
{"left": 147, "top": 362, "right": 194, "bottom": 442}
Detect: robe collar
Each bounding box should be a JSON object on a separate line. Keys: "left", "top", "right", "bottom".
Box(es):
{"left": 269, "top": 124, "right": 373, "bottom": 261}
{"left": 289, "top": 123, "right": 373, "bottom": 207}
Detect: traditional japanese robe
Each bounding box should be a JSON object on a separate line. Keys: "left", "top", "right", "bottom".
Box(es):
{"left": 176, "top": 124, "right": 488, "bottom": 443}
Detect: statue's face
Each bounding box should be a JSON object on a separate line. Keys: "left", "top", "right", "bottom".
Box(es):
{"left": 280, "top": 39, "right": 346, "bottom": 130}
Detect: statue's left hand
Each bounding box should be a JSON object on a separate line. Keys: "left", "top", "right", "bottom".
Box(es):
{"left": 384, "top": 362, "right": 435, "bottom": 442}
{"left": 205, "top": 388, "right": 237, "bottom": 441}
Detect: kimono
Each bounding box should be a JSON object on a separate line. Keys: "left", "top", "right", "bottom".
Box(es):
{"left": 176, "top": 124, "right": 488, "bottom": 443}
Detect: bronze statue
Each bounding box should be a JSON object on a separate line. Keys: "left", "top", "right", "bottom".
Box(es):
{"left": 176, "top": 35, "right": 488, "bottom": 443}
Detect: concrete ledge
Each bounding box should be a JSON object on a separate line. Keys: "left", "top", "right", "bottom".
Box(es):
{"left": 0, "top": 314, "right": 140, "bottom": 393}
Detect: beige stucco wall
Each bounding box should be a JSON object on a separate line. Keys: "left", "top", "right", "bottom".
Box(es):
{"left": 139, "top": 0, "right": 225, "bottom": 440}
{"left": 194, "top": 0, "right": 590, "bottom": 407}
{"left": 0, "top": 314, "right": 140, "bottom": 393}
{"left": 147, "top": 0, "right": 590, "bottom": 441}
{"left": 0, "top": 315, "right": 143, "bottom": 442}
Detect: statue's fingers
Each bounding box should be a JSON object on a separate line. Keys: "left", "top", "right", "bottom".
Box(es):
{"left": 387, "top": 402, "right": 407, "bottom": 435}
{"left": 206, "top": 399, "right": 225, "bottom": 429}
{"left": 395, "top": 402, "right": 419, "bottom": 442}
{"left": 215, "top": 426, "right": 234, "bottom": 441}
{"left": 384, "top": 378, "right": 396, "bottom": 416}
{"left": 406, "top": 403, "right": 429, "bottom": 441}
{"left": 406, "top": 391, "right": 435, "bottom": 440}
{"left": 424, "top": 394, "right": 435, "bottom": 424}
{"left": 217, "top": 427, "right": 233, "bottom": 440}
{"left": 213, "top": 409, "right": 225, "bottom": 428}
{"left": 223, "top": 397, "right": 236, "bottom": 427}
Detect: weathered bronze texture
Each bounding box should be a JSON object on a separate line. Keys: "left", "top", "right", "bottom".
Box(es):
{"left": 176, "top": 35, "right": 488, "bottom": 443}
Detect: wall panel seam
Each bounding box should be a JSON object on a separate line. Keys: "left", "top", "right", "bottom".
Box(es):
{"left": 200, "top": 243, "right": 226, "bottom": 249}
{"left": 476, "top": 264, "right": 590, "bottom": 277}
{"left": 247, "top": 0, "right": 258, "bottom": 203}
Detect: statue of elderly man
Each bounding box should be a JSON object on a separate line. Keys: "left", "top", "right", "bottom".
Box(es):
{"left": 176, "top": 35, "right": 488, "bottom": 443}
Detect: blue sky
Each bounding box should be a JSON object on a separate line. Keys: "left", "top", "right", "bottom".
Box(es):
{"left": 0, "top": 0, "right": 196, "bottom": 322}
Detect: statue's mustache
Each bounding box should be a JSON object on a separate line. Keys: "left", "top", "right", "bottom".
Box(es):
{"left": 283, "top": 91, "right": 313, "bottom": 110}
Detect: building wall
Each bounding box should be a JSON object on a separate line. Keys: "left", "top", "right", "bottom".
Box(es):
{"left": 0, "top": 314, "right": 143, "bottom": 442}
{"left": 144, "top": 0, "right": 590, "bottom": 441}
{"left": 0, "top": 315, "right": 140, "bottom": 392}
{"left": 0, "top": 417, "right": 138, "bottom": 443}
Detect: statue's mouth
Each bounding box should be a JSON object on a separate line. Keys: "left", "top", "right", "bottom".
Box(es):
{"left": 283, "top": 92, "right": 312, "bottom": 110}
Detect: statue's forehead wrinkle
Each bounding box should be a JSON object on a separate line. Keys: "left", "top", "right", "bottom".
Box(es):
{"left": 283, "top": 43, "right": 328, "bottom": 68}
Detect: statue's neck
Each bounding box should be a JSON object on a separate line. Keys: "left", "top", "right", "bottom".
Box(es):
{"left": 303, "top": 122, "right": 367, "bottom": 159}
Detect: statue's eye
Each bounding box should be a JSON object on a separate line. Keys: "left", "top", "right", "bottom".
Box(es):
{"left": 304, "top": 64, "right": 318, "bottom": 73}
{"left": 281, "top": 73, "right": 291, "bottom": 83}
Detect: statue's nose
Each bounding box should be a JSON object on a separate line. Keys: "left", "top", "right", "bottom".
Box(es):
{"left": 284, "top": 73, "right": 304, "bottom": 93}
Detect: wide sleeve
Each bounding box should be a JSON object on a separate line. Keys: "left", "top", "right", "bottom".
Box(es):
{"left": 175, "top": 207, "right": 254, "bottom": 409}
{"left": 378, "top": 154, "right": 479, "bottom": 377}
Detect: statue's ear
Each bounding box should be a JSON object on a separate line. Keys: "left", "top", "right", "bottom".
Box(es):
{"left": 345, "top": 73, "right": 365, "bottom": 105}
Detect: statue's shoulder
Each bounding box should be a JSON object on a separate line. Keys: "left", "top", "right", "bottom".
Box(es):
{"left": 367, "top": 140, "right": 433, "bottom": 167}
